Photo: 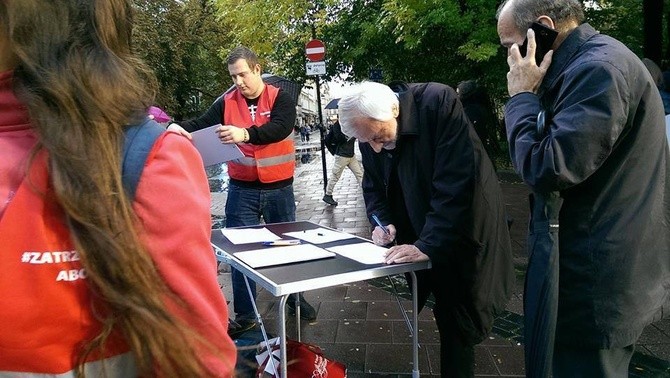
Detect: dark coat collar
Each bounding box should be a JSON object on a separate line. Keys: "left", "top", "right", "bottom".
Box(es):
{"left": 540, "top": 23, "right": 599, "bottom": 96}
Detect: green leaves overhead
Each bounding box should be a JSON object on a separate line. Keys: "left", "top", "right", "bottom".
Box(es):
{"left": 133, "top": 0, "right": 233, "bottom": 118}
{"left": 132, "top": 0, "right": 653, "bottom": 125}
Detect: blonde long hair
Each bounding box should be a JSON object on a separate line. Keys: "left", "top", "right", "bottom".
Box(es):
{"left": 1, "top": 1, "right": 217, "bottom": 376}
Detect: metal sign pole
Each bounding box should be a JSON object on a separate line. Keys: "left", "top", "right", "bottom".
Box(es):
{"left": 309, "top": 26, "right": 328, "bottom": 193}
{"left": 315, "top": 76, "right": 328, "bottom": 193}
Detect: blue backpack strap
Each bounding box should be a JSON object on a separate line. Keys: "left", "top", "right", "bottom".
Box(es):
{"left": 122, "top": 118, "right": 165, "bottom": 201}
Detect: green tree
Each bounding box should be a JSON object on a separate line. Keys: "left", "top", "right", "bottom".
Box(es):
{"left": 131, "top": 0, "right": 655, "bottom": 164}
{"left": 133, "top": 0, "right": 233, "bottom": 119}
{"left": 214, "top": 0, "right": 314, "bottom": 79}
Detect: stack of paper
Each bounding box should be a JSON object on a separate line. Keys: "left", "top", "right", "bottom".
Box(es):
{"left": 191, "top": 124, "right": 244, "bottom": 166}
{"left": 283, "top": 227, "right": 355, "bottom": 244}
{"left": 221, "top": 227, "right": 280, "bottom": 244}
{"left": 326, "top": 243, "right": 388, "bottom": 265}
{"left": 233, "top": 244, "right": 335, "bottom": 268}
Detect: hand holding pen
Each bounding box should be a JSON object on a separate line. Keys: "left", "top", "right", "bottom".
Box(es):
{"left": 371, "top": 214, "right": 396, "bottom": 246}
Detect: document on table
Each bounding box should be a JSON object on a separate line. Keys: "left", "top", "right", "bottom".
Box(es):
{"left": 283, "top": 227, "right": 355, "bottom": 244}
{"left": 234, "top": 244, "right": 336, "bottom": 268}
{"left": 190, "top": 124, "right": 244, "bottom": 166}
{"left": 326, "top": 242, "right": 388, "bottom": 265}
{"left": 221, "top": 227, "right": 281, "bottom": 245}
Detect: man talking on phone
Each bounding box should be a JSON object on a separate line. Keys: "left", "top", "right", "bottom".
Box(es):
{"left": 497, "top": 0, "right": 670, "bottom": 376}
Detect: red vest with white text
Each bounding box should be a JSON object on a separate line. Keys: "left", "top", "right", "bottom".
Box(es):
{"left": 223, "top": 84, "right": 295, "bottom": 183}
{"left": 0, "top": 151, "right": 132, "bottom": 375}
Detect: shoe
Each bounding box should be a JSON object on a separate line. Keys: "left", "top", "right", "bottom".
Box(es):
{"left": 287, "top": 293, "right": 317, "bottom": 321}
{"left": 322, "top": 194, "right": 338, "bottom": 206}
{"left": 228, "top": 316, "right": 257, "bottom": 339}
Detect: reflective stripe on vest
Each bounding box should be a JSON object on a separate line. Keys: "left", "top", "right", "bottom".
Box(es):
{"left": 223, "top": 84, "right": 295, "bottom": 183}
{"left": 0, "top": 353, "right": 136, "bottom": 378}
{"left": 235, "top": 152, "right": 295, "bottom": 167}
{"left": 232, "top": 134, "right": 295, "bottom": 168}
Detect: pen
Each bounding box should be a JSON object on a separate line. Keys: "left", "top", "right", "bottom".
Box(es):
{"left": 262, "top": 239, "right": 301, "bottom": 246}
{"left": 371, "top": 214, "right": 389, "bottom": 235}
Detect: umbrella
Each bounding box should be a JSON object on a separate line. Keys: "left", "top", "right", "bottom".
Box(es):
{"left": 324, "top": 98, "right": 340, "bottom": 109}
{"left": 523, "top": 191, "right": 562, "bottom": 377}
{"left": 147, "top": 106, "right": 171, "bottom": 123}
{"left": 261, "top": 73, "right": 303, "bottom": 104}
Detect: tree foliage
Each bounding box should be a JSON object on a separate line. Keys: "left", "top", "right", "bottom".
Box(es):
{"left": 584, "top": 0, "right": 644, "bottom": 56}
{"left": 130, "top": 0, "right": 656, "bottom": 162}
{"left": 133, "top": 0, "right": 233, "bottom": 119}
{"left": 132, "top": 0, "right": 656, "bottom": 114}
{"left": 321, "top": 1, "right": 507, "bottom": 92}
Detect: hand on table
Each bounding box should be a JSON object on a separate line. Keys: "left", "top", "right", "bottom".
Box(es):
{"left": 384, "top": 244, "right": 429, "bottom": 264}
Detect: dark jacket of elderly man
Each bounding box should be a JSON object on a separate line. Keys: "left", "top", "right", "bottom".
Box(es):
{"left": 359, "top": 81, "right": 515, "bottom": 376}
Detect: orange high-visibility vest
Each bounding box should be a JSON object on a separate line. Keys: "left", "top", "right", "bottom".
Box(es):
{"left": 224, "top": 84, "right": 295, "bottom": 183}
{"left": 0, "top": 151, "right": 133, "bottom": 375}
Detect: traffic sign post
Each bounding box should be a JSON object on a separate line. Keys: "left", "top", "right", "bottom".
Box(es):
{"left": 305, "top": 39, "right": 325, "bottom": 62}
{"left": 305, "top": 34, "right": 328, "bottom": 193}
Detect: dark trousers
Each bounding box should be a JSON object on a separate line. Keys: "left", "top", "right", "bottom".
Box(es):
{"left": 553, "top": 344, "right": 635, "bottom": 378}
{"left": 413, "top": 269, "right": 476, "bottom": 377}
{"left": 434, "top": 305, "right": 475, "bottom": 377}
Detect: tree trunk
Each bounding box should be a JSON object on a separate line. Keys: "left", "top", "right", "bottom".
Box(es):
{"left": 643, "top": 0, "right": 663, "bottom": 64}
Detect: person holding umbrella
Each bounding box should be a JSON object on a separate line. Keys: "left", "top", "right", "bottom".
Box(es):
{"left": 497, "top": 0, "right": 670, "bottom": 376}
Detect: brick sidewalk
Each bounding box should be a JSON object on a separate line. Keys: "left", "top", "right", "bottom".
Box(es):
{"left": 212, "top": 133, "right": 670, "bottom": 376}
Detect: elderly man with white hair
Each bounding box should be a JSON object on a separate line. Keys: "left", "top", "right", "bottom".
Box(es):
{"left": 338, "top": 81, "right": 514, "bottom": 377}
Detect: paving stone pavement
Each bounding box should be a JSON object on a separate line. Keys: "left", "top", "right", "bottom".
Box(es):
{"left": 212, "top": 132, "right": 670, "bottom": 377}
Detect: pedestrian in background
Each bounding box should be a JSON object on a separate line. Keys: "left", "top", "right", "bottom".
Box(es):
{"left": 300, "top": 123, "right": 308, "bottom": 142}
{"left": 338, "top": 81, "right": 514, "bottom": 378}
{"left": 322, "top": 120, "right": 364, "bottom": 206}
{"left": 169, "top": 46, "right": 317, "bottom": 327}
{"left": 0, "top": 0, "right": 236, "bottom": 376}
{"left": 497, "top": 0, "right": 670, "bottom": 376}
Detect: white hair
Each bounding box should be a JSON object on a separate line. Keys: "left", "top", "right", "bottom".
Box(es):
{"left": 338, "top": 81, "right": 399, "bottom": 138}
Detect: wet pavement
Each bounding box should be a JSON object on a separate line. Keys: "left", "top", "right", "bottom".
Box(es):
{"left": 212, "top": 131, "right": 670, "bottom": 377}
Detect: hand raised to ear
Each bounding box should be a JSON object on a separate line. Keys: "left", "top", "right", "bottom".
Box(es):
{"left": 506, "top": 28, "right": 553, "bottom": 97}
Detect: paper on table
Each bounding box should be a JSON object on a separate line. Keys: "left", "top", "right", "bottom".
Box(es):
{"left": 190, "top": 123, "right": 244, "bottom": 166}
{"left": 221, "top": 227, "right": 281, "bottom": 245}
{"left": 233, "top": 244, "right": 335, "bottom": 268}
{"left": 283, "top": 227, "right": 355, "bottom": 244}
{"left": 326, "top": 242, "right": 388, "bottom": 265}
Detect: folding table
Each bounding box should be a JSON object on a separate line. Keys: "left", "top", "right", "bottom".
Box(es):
{"left": 211, "top": 221, "right": 431, "bottom": 377}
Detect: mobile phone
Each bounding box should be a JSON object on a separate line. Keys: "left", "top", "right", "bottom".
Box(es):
{"left": 519, "top": 22, "right": 558, "bottom": 64}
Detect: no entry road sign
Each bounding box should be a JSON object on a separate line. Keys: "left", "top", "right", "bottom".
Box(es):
{"left": 305, "top": 39, "right": 326, "bottom": 62}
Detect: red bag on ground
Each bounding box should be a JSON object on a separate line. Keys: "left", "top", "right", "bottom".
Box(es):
{"left": 256, "top": 338, "right": 346, "bottom": 378}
